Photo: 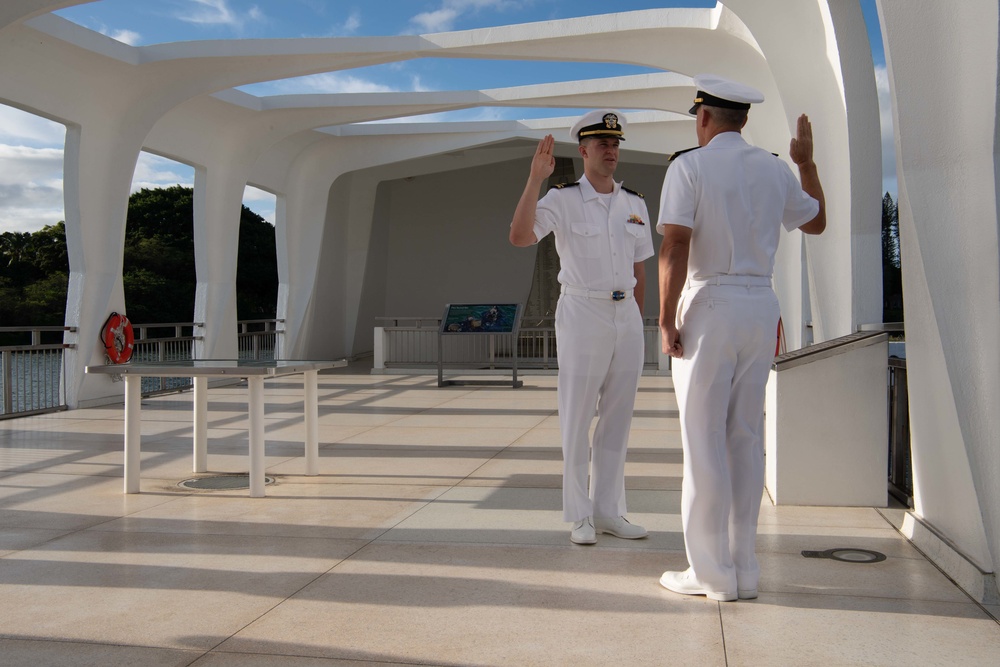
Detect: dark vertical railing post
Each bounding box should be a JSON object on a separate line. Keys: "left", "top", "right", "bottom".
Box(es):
{"left": 888, "top": 357, "right": 912, "bottom": 507}
{"left": 2, "top": 350, "right": 12, "bottom": 414}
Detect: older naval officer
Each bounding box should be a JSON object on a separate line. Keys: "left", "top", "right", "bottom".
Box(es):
{"left": 657, "top": 75, "right": 827, "bottom": 600}
{"left": 510, "top": 110, "right": 653, "bottom": 544}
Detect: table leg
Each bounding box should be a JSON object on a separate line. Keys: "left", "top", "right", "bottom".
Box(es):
{"left": 248, "top": 376, "right": 265, "bottom": 497}
{"left": 124, "top": 375, "right": 142, "bottom": 493}
{"left": 193, "top": 376, "right": 208, "bottom": 472}
{"left": 304, "top": 369, "right": 319, "bottom": 475}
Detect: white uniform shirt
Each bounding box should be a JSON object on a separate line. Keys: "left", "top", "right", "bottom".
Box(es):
{"left": 534, "top": 174, "right": 654, "bottom": 291}
{"left": 655, "top": 132, "right": 819, "bottom": 280}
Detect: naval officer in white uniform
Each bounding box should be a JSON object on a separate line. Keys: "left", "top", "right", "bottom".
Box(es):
{"left": 510, "top": 110, "right": 653, "bottom": 545}
{"left": 657, "top": 75, "right": 827, "bottom": 600}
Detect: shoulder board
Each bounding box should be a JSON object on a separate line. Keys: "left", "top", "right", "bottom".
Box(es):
{"left": 622, "top": 186, "right": 644, "bottom": 199}
{"left": 550, "top": 182, "right": 580, "bottom": 190}
{"left": 668, "top": 146, "right": 700, "bottom": 162}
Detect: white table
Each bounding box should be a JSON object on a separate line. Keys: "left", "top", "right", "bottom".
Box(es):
{"left": 86, "top": 359, "right": 346, "bottom": 497}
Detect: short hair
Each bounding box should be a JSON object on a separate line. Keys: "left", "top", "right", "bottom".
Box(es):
{"left": 579, "top": 135, "right": 620, "bottom": 146}
{"left": 703, "top": 105, "right": 748, "bottom": 129}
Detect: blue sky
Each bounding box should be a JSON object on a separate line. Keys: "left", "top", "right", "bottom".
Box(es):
{"left": 0, "top": 0, "right": 892, "bottom": 234}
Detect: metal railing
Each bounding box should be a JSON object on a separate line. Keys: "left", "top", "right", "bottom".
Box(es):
{"left": 132, "top": 334, "right": 199, "bottom": 395}
{"left": 0, "top": 326, "right": 75, "bottom": 417}
{"left": 238, "top": 319, "right": 280, "bottom": 362}
{"left": 860, "top": 322, "right": 912, "bottom": 507}
{"left": 1, "top": 344, "right": 71, "bottom": 417}
{"left": 888, "top": 356, "right": 912, "bottom": 507}
{"left": 0, "top": 320, "right": 282, "bottom": 418}
{"left": 375, "top": 316, "right": 661, "bottom": 370}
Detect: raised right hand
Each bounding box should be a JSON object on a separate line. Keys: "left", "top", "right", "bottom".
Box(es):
{"left": 789, "top": 114, "right": 814, "bottom": 166}
{"left": 531, "top": 134, "right": 556, "bottom": 181}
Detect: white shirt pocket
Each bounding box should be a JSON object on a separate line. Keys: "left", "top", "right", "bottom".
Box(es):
{"left": 567, "top": 223, "right": 603, "bottom": 258}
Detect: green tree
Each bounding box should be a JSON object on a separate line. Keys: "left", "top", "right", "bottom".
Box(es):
{"left": 31, "top": 222, "right": 69, "bottom": 276}
{"left": 21, "top": 271, "right": 69, "bottom": 324}
{"left": 124, "top": 187, "right": 197, "bottom": 323}
{"left": 236, "top": 207, "right": 278, "bottom": 320}
{"left": 0, "top": 186, "right": 277, "bottom": 329}
{"left": 122, "top": 186, "right": 276, "bottom": 322}
{"left": 881, "top": 192, "right": 903, "bottom": 322}
{"left": 0, "top": 224, "right": 69, "bottom": 340}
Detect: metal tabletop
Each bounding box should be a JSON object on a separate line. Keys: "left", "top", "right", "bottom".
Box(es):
{"left": 86, "top": 359, "right": 346, "bottom": 377}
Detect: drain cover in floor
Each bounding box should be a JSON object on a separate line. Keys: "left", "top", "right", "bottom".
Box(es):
{"left": 178, "top": 474, "right": 274, "bottom": 490}
{"left": 801, "top": 547, "right": 887, "bottom": 563}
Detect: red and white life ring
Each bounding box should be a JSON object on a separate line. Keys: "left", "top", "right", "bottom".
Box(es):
{"left": 101, "top": 311, "right": 134, "bottom": 364}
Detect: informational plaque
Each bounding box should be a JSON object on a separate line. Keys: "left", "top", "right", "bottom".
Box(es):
{"left": 439, "top": 303, "right": 521, "bottom": 334}
{"left": 437, "top": 303, "right": 523, "bottom": 388}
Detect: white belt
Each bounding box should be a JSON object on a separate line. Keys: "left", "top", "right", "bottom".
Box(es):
{"left": 687, "top": 275, "right": 772, "bottom": 287}
{"left": 560, "top": 285, "right": 633, "bottom": 301}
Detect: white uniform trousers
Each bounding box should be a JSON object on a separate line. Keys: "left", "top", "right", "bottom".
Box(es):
{"left": 555, "top": 293, "right": 644, "bottom": 522}
{"left": 671, "top": 284, "right": 780, "bottom": 594}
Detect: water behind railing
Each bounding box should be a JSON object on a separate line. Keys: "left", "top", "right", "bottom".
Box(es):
{"left": 1, "top": 321, "right": 280, "bottom": 418}
{"left": 1, "top": 346, "right": 67, "bottom": 416}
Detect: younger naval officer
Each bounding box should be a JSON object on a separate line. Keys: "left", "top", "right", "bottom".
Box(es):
{"left": 510, "top": 110, "right": 654, "bottom": 545}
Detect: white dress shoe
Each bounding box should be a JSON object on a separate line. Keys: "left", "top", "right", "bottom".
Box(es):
{"left": 738, "top": 588, "right": 758, "bottom": 600}
{"left": 594, "top": 515, "right": 648, "bottom": 539}
{"left": 659, "top": 569, "right": 737, "bottom": 602}
{"left": 570, "top": 517, "right": 596, "bottom": 545}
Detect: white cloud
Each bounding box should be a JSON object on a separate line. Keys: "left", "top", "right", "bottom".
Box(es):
{"left": 0, "top": 186, "right": 65, "bottom": 234}
{"left": 0, "top": 105, "right": 65, "bottom": 148}
{"left": 409, "top": 0, "right": 532, "bottom": 33}
{"left": 177, "top": 0, "right": 266, "bottom": 31}
{"left": 243, "top": 185, "right": 276, "bottom": 224}
{"left": 0, "top": 146, "right": 201, "bottom": 232}
{"left": 0, "top": 145, "right": 65, "bottom": 233}
{"left": 411, "top": 9, "right": 460, "bottom": 33}
{"left": 0, "top": 105, "right": 273, "bottom": 234}
{"left": 409, "top": 75, "right": 431, "bottom": 93}
{"left": 365, "top": 106, "right": 513, "bottom": 125}
{"left": 875, "top": 64, "right": 897, "bottom": 195}
{"left": 108, "top": 28, "right": 142, "bottom": 45}
{"left": 333, "top": 10, "right": 361, "bottom": 36}
{"left": 131, "top": 153, "right": 195, "bottom": 192}
{"left": 257, "top": 72, "right": 399, "bottom": 95}
{"left": 0, "top": 146, "right": 63, "bottom": 184}
{"left": 0, "top": 104, "right": 67, "bottom": 232}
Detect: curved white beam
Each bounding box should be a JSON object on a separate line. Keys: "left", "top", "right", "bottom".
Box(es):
{"left": 0, "top": 0, "right": 91, "bottom": 33}
{"left": 879, "top": 0, "right": 999, "bottom": 591}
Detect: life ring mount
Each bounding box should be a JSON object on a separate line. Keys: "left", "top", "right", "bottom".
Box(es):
{"left": 101, "top": 311, "right": 134, "bottom": 364}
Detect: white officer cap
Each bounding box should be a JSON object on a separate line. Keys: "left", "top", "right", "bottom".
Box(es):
{"left": 570, "top": 109, "right": 626, "bottom": 142}
{"left": 689, "top": 74, "right": 765, "bottom": 115}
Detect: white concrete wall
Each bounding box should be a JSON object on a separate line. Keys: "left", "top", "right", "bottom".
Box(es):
{"left": 766, "top": 337, "right": 888, "bottom": 507}
{"left": 878, "top": 0, "right": 1000, "bottom": 587}
{"left": 381, "top": 160, "right": 536, "bottom": 318}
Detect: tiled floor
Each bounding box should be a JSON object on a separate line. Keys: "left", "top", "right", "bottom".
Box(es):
{"left": 1, "top": 367, "right": 998, "bottom": 666}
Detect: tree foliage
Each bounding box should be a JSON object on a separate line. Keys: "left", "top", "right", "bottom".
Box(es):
{"left": 0, "top": 222, "right": 69, "bottom": 326}
{"left": 0, "top": 187, "right": 277, "bottom": 328}
{"left": 881, "top": 191, "right": 903, "bottom": 322}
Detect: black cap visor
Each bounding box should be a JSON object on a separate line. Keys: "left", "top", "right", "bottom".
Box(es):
{"left": 689, "top": 91, "right": 753, "bottom": 116}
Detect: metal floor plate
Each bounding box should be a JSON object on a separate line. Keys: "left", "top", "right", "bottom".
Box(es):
{"left": 178, "top": 474, "right": 275, "bottom": 490}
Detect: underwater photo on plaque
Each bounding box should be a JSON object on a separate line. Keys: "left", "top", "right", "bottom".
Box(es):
{"left": 440, "top": 304, "right": 521, "bottom": 334}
